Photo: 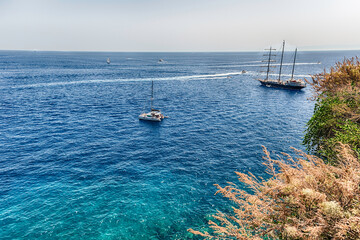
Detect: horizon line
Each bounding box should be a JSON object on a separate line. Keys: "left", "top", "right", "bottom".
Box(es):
{"left": 1, "top": 49, "right": 360, "bottom": 53}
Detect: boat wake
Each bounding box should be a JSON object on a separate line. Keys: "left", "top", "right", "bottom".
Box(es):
{"left": 3, "top": 72, "right": 247, "bottom": 89}
{"left": 216, "top": 62, "right": 320, "bottom": 68}
{"left": 2, "top": 70, "right": 311, "bottom": 90}
{"left": 253, "top": 72, "right": 311, "bottom": 78}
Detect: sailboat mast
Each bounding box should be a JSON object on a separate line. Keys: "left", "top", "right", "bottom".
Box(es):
{"left": 151, "top": 80, "right": 154, "bottom": 110}
{"left": 291, "top": 48, "right": 297, "bottom": 80}
{"left": 266, "top": 47, "right": 273, "bottom": 80}
{"left": 278, "top": 40, "right": 285, "bottom": 82}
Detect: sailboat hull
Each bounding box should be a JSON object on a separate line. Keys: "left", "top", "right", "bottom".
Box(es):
{"left": 138, "top": 112, "right": 162, "bottom": 122}
{"left": 139, "top": 116, "right": 161, "bottom": 122}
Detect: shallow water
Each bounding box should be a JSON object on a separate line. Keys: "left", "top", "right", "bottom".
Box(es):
{"left": 1, "top": 50, "right": 359, "bottom": 239}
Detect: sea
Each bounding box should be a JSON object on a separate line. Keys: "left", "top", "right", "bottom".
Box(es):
{"left": 1, "top": 50, "right": 359, "bottom": 239}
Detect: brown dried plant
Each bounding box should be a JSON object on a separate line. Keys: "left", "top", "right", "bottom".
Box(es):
{"left": 188, "top": 145, "right": 360, "bottom": 239}
{"left": 309, "top": 57, "right": 360, "bottom": 99}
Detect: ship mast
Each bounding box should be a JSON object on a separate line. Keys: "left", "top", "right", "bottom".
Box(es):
{"left": 264, "top": 47, "right": 277, "bottom": 80}
{"left": 261, "top": 46, "right": 276, "bottom": 80}
{"left": 151, "top": 80, "right": 154, "bottom": 110}
{"left": 291, "top": 48, "right": 297, "bottom": 80}
{"left": 278, "top": 40, "right": 285, "bottom": 82}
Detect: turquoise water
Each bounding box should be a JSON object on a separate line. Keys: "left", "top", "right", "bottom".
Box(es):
{"left": 1, "top": 50, "right": 359, "bottom": 239}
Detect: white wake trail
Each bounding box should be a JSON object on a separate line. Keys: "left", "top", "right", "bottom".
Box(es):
{"left": 3, "top": 72, "right": 245, "bottom": 89}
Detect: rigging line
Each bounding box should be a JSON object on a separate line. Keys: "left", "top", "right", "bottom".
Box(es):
{"left": 278, "top": 40, "right": 285, "bottom": 82}
{"left": 291, "top": 48, "right": 298, "bottom": 80}
{"left": 266, "top": 47, "right": 273, "bottom": 80}
{"left": 285, "top": 49, "right": 295, "bottom": 77}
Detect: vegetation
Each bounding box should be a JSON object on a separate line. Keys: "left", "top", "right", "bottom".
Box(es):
{"left": 309, "top": 57, "right": 360, "bottom": 98}
{"left": 304, "top": 58, "right": 360, "bottom": 163}
{"left": 189, "top": 58, "right": 360, "bottom": 239}
{"left": 189, "top": 145, "right": 360, "bottom": 239}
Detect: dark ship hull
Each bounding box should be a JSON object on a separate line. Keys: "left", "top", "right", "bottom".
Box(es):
{"left": 259, "top": 80, "right": 306, "bottom": 90}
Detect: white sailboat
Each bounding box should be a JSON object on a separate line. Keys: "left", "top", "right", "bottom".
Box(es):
{"left": 139, "top": 81, "right": 165, "bottom": 122}
{"left": 107, "top": 58, "right": 111, "bottom": 64}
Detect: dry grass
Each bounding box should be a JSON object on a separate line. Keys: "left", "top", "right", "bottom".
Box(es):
{"left": 309, "top": 57, "right": 360, "bottom": 99}
{"left": 188, "top": 145, "right": 360, "bottom": 239}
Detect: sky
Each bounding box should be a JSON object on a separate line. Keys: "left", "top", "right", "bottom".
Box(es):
{"left": 0, "top": 0, "right": 360, "bottom": 52}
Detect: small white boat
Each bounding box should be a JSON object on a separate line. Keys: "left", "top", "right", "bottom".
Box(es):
{"left": 107, "top": 58, "right": 111, "bottom": 64}
{"left": 139, "top": 109, "right": 164, "bottom": 122}
{"left": 139, "top": 81, "right": 165, "bottom": 122}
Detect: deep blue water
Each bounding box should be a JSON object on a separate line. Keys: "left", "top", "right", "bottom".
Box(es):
{"left": 1, "top": 50, "right": 359, "bottom": 239}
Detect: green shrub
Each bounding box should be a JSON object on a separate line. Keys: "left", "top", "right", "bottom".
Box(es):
{"left": 304, "top": 91, "right": 360, "bottom": 163}
{"left": 304, "top": 57, "right": 360, "bottom": 163}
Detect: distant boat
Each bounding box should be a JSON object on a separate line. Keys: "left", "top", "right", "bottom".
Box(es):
{"left": 139, "top": 81, "right": 166, "bottom": 122}
{"left": 242, "top": 70, "right": 246, "bottom": 74}
{"left": 107, "top": 58, "right": 111, "bottom": 64}
{"left": 258, "top": 40, "right": 306, "bottom": 90}
{"left": 158, "top": 59, "right": 164, "bottom": 63}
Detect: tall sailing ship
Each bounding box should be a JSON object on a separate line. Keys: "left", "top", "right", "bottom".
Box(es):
{"left": 258, "top": 41, "right": 306, "bottom": 90}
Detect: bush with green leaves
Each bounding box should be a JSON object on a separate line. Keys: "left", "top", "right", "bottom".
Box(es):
{"left": 304, "top": 58, "right": 360, "bottom": 163}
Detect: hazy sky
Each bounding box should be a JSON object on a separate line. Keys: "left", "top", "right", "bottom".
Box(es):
{"left": 0, "top": 0, "right": 360, "bottom": 51}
